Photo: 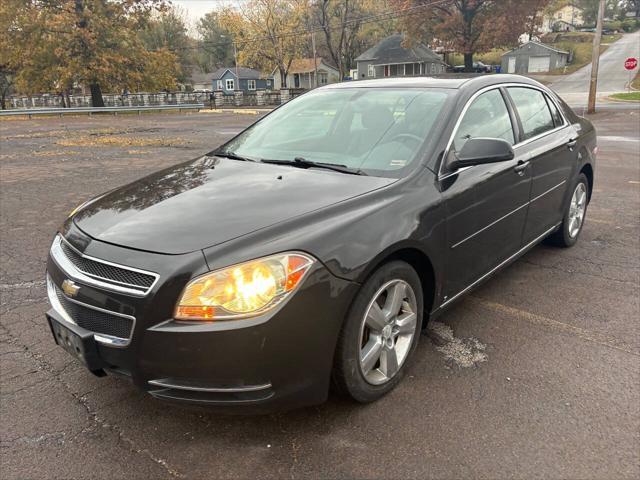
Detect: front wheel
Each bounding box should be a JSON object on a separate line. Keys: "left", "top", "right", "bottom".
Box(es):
{"left": 332, "top": 261, "right": 423, "bottom": 403}
{"left": 548, "top": 173, "right": 589, "bottom": 247}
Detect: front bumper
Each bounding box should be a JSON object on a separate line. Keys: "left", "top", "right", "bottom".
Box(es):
{"left": 46, "top": 227, "right": 359, "bottom": 413}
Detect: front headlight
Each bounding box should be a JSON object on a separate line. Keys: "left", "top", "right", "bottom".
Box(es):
{"left": 175, "top": 252, "right": 315, "bottom": 321}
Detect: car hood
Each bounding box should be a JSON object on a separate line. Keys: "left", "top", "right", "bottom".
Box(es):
{"left": 73, "top": 157, "right": 395, "bottom": 254}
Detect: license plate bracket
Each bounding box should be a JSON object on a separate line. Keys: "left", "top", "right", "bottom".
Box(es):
{"left": 47, "top": 314, "right": 106, "bottom": 372}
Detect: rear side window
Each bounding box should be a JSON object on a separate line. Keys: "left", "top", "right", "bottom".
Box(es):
{"left": 453, "top": 89, "right": 515, "bottom": 152}
{"left": 507, "top": 87, "right": 555, "bottom": 141}
{"left": 545, "top": 94, "right": 564, "bottom": 127}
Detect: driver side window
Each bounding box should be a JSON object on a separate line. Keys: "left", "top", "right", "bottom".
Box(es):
{"left": 454, "top": 89, "right": 515, "bottom": 152}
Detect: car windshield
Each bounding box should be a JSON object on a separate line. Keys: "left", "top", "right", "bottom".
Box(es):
{"left": 217, "top": 88, "right": 451, "bottom": 178}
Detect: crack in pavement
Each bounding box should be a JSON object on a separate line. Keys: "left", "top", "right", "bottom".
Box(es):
{"left": 0, "top": 323, "right": 185, "bottom": 478}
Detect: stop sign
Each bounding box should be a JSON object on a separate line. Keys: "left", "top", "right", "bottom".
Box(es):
{"left": 625, "top": 57, "right": 638, "bottom": 71}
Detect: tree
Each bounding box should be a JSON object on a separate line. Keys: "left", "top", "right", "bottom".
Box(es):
{"left": 522, "top": 0, "right": 553, "bottom": 39}
{"left": 196, "top": 11, "right": 235, "bottom": 71}
{"left": 139, "top": 6, "right": 193, "bottom": 82}
{"left": 577, "top": 0, "right": 619, "bottom": 25}
{"left": 0, "top": 1, "right": 19, "bottom": 108}
{"left": 312, "top": 0, "right": 395, "bottom": 80}
{"left": 625, "top": 0, "right": 640, "bottom": 17}
{"left": 395, "top": 0, "right": 551, "bottom": 72}
{"left": 218, "top": 0, "right": 308, "bottom": 88}
{"left": 314, "top": 0, "right": 362, "bottom": 80}
{"left": 3, "top": 0, "right": 180, "bottom": 106}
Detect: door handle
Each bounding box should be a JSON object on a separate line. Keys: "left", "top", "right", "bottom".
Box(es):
{"left": 567, "top": 138, "right": 578, "bottom": 149}
{"left": 514, "top": 160, "right": 529, "bottom": 175}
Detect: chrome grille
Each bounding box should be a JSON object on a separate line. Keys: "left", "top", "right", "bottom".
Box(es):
{"left": 51, "top": 281, "right": 134, "bottom": 342}
{"left": 60, "top": 241, "right": 155, "bottom": 288}
{"left": 51, "top": 236, "right": 158, "bottom": 296}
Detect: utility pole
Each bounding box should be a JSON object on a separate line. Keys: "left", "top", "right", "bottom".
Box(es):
{"left": 311, "top": 31, "right": 318, "bottom": 88}
{"left": 587, "top": 0, "right": 605, "bottom": 113}
{"left": 233, "top": 41, "right": 239, "bottom": 89}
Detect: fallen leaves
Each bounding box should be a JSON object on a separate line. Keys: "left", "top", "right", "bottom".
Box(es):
{"left": 56, "top": 136, "right": 185, "bottom": 148}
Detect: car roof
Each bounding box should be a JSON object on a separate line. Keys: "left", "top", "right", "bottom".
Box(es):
{"left": 323, "top": 74, "right": 544, "bottom": 91}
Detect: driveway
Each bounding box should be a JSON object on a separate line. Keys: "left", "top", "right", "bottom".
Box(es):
{"left": 552, "top": 30, "right": 640, "bottom": 105}
{"left": 1, "top": 110, "right": 639, "bottom": 479}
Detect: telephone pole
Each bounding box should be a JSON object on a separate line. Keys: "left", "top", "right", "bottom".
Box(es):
{"left": 587, "top": 0, "right": 606, "bottom": 113}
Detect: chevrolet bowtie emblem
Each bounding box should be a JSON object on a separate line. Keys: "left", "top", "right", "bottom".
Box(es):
{"left": 61, "top": 279, "right": 80, "bottom": 298}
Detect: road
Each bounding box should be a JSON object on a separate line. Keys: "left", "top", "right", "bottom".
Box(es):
{"left": 552, "top": 30, "right": 640, "bottom": 106}
{"left": 1, "top": 110, "right": 639, "bottom": 479}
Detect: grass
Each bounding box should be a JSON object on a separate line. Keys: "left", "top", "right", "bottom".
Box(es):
{"left": 448, "top": 49, "right": 508, "bottom": 67}
{"left": 537, "top": 32, "right": 622, "bottom": 75}
{"left": 609, "top": 92, "right": 640, "bottom": 101}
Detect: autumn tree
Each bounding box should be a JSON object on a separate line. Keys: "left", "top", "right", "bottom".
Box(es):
{"left": 196, "top": 11, "right": 236, "bottom": 71}
{"left": 218, "top": 0, "right": 308, "bottom": 88}
{"left": 395, "top": 0, "right": 551, "bottom": 72}
{"left": 139, "top": 6, "right": 193, "bottom": 82}
{"left": 3, "top": 0, "right": 180, "bottom": 106}
{"left": 0, "top": 1, "right": 19, "bottom": 108}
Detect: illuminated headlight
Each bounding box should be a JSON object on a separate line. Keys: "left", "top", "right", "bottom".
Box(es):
{"left": 175, "top": 253, "right": 315, "bottom": 321}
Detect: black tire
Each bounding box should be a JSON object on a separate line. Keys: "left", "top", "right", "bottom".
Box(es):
{"left": 332, "top": 261, "right": 423, "bottom": 403}
{"left": 547, "top": 173, "right": 590, "bottom": 248}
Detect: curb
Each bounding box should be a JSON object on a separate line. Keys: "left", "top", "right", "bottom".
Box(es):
{"left": 606, "top": 95, "right": 640, "bottom": 103}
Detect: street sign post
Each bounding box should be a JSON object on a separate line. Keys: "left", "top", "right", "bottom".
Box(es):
{"left": 625, "top": 58, "right": 638, "bottom": 93}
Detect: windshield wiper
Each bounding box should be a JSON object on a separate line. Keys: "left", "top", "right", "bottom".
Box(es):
{"left": 211, "top": 150, "right": 256, "bottom": 162}
{"left": 261, "top": 157, "right": 367, "bottom": 176}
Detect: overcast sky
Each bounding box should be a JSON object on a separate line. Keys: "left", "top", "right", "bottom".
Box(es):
{"left": 171, "top": 1, "right": 245, "bottom": 24}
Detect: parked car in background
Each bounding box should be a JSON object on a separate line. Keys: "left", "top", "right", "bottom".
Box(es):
{"left": 46, "top": 75, "right": 596, "bottom": 413}
{"left": 452, "top": 61, "right": 493, "bottom": 73}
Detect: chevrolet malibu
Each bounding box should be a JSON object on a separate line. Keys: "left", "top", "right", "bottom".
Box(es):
{"left": 46, "top": 75, "right": 596, "bottom": 412}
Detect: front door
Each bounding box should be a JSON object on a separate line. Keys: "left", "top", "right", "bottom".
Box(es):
{"left": 505, "top": 87, "right": 576, "bottom": 243}
{"left": 508, "top": 57, "right": 516, "bottom": 73}
{"left": 440, "top": 88, "right": 532, "bottom": 301}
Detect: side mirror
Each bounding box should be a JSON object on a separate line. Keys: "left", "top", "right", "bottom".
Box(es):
{"left": 449, "top": 137, "right": 515, "bottom": 170}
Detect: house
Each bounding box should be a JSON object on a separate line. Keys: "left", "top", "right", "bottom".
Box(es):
{"left": 190, "top": 70, "right": 215, "bottom": 91}
{"left": 541, "top": 3, "right": 584, "bottom": 33}
{"left": 501, "top": 41, "right": 570, "bottom": 74}
{"left": 355, "top": 34, "right": 447, "bottom": 80}
{"left": 211, "top": 67, "right": 273, "bottom": 94}
{"left": 272, "top": 58, "right": 340, "bottom": 90}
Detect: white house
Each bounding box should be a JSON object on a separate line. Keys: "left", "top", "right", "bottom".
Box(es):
{"left": 273, "top": 58, "right": 340, "bottom": 90}
{"left": 541, "top": 4, "right": 585, "bottom": 33}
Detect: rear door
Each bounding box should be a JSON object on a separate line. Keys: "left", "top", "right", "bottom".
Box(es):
{"left": 505, "top": 87, "right": 576, "bottom": 243}
{"left": 439, "top": 88, "right": 531, "bottom": 302}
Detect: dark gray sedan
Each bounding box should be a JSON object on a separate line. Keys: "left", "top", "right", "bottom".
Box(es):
{"left": 46, "top": 75, "right": 596, "bottom": 412}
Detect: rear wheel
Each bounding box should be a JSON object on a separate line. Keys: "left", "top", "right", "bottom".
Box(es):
{"left": 548, "top": 173, "right": 589, "bottom": 247}
{"left": 332, "top": 261, "right": 423, "bottom": 403}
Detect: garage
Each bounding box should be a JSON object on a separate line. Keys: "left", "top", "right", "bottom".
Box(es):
{"left": 501, "top": 41, "right": 569, "bottom": 74}
{"left": 528, "top": 55, "right": 551, "bottom": 73}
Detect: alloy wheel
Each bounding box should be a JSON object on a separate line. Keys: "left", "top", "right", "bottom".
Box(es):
{"left": 568, "top": 183, "right": 587, "bottom": 238}
{"left": 358, "top": 279, "right": 418, "bottom": 385}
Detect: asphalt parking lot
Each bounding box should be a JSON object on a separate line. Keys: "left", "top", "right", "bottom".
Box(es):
{"left": 1, "top": 108, "right": 639, "bottom": 479}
